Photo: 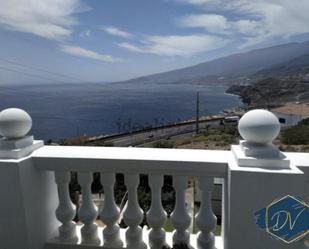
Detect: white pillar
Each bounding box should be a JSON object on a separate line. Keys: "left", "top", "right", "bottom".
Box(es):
{"left": 171, "top": 176, "right": 191, "bottom": 246}
{"left": 54, "top": 171, "right": 78, "bottom": 243}
{"left": 227, "top": 161, "right": 305, "bottom": 249}
{"left": 100, "top": 173, "right": 123, "bottom": 247}
{"left": 0, "top": 108, "right": 58, "bottom": 249}
{"left": 195, "top": 177, "right": 216, "bottom": 249}
{"left": 123, "top": 174, "right": 147, "bottom": 249}
{"left": 147, "top": 174, "right": 167, "bottom": 249}
{"left": 227, "top": 110, "right": 306, "bottom": 249}
{"left": 78, "top": 172, "right": 100, "bottom": 245}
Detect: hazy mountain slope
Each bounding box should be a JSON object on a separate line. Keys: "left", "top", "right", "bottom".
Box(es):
{"left": 122, "top": 40, "right": 309, "bottom": 85}
{"left": 253, "top": 53, "right": 309, "bottom": 79}
{"left": 226, "top": 77, "right": 309, "bottom": 105}
{"left": 226, "top": 53, "right": 309, "bottom": 106}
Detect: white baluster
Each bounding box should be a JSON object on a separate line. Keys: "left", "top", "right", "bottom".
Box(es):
{"left": 78, "top": 172, "right": 100, "bottom": 245}
{"left": 54, "top": 171, "right": 78, "bottom": 243}
{"left": 147, "top": 175, "right": 167, "bottom": 249}
{"left": 171, "top": 176, "right": 191, "bottom": 246}
{"left": 100, "top": 173, "right": 123, "bottom": 247}
{"left": 123, "top": 174, "right": 147, "bottom": 249}
{"left": 195, "top": 177, "right": 217, "bottom": 249}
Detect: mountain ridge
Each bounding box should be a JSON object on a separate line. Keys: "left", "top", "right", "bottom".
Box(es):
{"left": 119, "top": 40, "right": 309, "bottom": 85}
{"left": 226, "top": 51, "right": 309, "bottom": 106}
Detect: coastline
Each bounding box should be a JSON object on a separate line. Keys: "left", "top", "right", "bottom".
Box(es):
{"left": 66, "top": 106, "right": 246, "bottom": 146}
{"left": 224, "top": 92, "right": 241, "bottom": 97}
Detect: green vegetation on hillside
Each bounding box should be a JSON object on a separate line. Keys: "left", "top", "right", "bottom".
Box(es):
{"left": 149, "top": 121, "right": 309, "bottom": 152}
{"left": 150, "top": 124, "right": 239, "bottom": 150}
{"left": 281, "top": 118, "right": 309, "bottom": 145}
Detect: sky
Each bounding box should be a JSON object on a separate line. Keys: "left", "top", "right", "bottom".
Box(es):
{"left": 1, "top": 0, "right": 309, "bottom": 84}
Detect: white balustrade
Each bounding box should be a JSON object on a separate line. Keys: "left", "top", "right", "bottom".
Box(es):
{"left": 100, "top": 173, "right": 123, "bottom": 247}
{"left": 195, "top": 177, "right": 217, "bottom": 249}
{"left": 54, "top": 171, "right": 78, "bottom": 243}
{"left": 171, "top": 176, "right": 191, "bottom": 246}
{"left": 2, "top": 107, "right": 309, "bottom": 249}
{"left": 147, "top": 175, "right": 167, "bottom": 249}
{"left": 78, "top": 172, "right": 100, "bottom": 245}
{"left": 123, "top": 174, "right": 147, "bottom": 249}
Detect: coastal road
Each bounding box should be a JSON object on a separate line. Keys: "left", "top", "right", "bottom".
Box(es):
{"left": 89, "top": 118, "right": 224, "bottom": 147}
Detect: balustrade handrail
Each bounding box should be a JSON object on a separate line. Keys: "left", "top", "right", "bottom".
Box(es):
{"left": 32, "top": 146, "right": 229, "bottom": 177}
{"left": 31, "top": 146, "right": 309, "bottom": 178}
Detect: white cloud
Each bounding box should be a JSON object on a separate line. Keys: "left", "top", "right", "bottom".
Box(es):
{"left": 179, "top": 14, "right": 229, "bottom": 33}
{"left": 60, "top": 45, "right": 123, "bottom": 62}
{"left": 118, "top": 42, "right": 145, "bottom": 53}
{"left": 241, "top": 0, "right": 309, "bottom": 46}
{"left": 178, "top": 14, "right": 260, "bottom": 36}
{"left": 0, "top": 0, "right": 88, "bottom": 40}
{"left": 118, "top": 34, "right": 227, "bottom": 57}
{"left": 175, "top": 0, "right": 309, "bottom": 47}
{"left": 102, "top": 26, "right": 133, "bottom": 38}
{"left": 79, "top": 29, "right": 91, "bottom": 38}
{"left": 232, "top": 20, "right": 260, "bottom": 37}
{"left": 173, "top": 0, "right": 218, "bottom": 5}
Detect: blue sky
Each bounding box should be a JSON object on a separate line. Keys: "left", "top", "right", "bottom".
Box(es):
{"left": 1, "top": 0, "right": 309, "bottom": 84}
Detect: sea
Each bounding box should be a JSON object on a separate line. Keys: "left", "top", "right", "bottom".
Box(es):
{"left": 0, "top": 82, "right": 241, "bottom": 141}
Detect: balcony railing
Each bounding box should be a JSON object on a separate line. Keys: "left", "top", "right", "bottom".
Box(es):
{"left": 0, "top": 108, "right": 308, "bottom": 249}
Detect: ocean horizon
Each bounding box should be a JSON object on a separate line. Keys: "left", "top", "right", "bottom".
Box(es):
{"left": 0, "top": 82, "right": 241, "bottom": 141}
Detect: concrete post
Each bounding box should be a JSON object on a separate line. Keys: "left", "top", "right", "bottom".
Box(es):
{"left": 226, "top": 109, "right": 306, "bottom": 249}
{"left": 0, "top": 108, "right": 59, "bottom": 249}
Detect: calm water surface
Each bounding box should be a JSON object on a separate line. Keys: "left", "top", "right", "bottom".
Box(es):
{"left": 0, "top": 82, "right": 240, "bottom": 141}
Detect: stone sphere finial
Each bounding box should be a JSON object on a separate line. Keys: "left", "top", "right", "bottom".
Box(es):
{"left": 238, "top": 109, "right": 280, "bottom": 144}
{"left": 0, "top": 108, "right": 32, "bottom": 139}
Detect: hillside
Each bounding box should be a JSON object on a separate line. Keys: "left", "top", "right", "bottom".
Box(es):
{"left": 121, "top": 40, "right": 309, "bottom": 85}
{"left": 226, "top": 77, "right": 309, "bottom": 106}
{"left": 253, "top": 53, "right": 309, "bottom": 80}
{"left": 226, "top": 52, "right": 309, "bottom": 106}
